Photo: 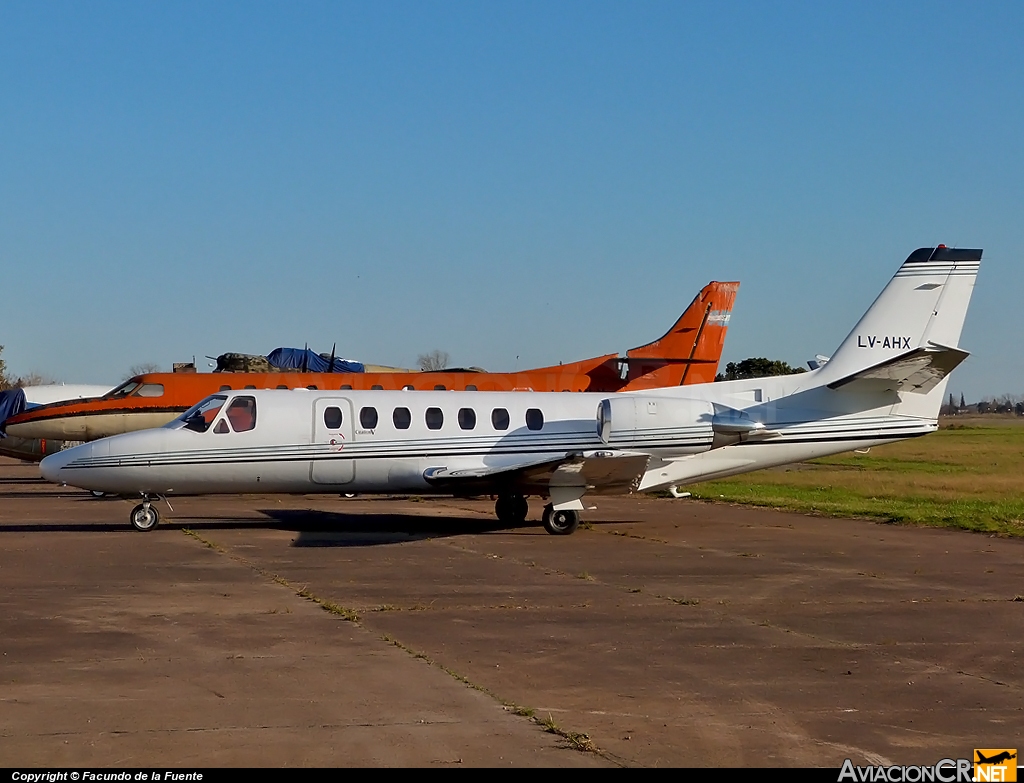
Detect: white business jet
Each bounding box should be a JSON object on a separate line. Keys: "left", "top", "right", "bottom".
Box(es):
{"left": 41, "top": 246, "right": 980, "bottom": 535}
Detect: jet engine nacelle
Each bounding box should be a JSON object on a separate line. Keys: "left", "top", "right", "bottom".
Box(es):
{"left": 597, "top": 395, "right": 715, "bottom": 455}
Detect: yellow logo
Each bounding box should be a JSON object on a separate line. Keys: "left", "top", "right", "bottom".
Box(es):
{"left": 974, "top": 749, "right": 1017, "bottom": 782}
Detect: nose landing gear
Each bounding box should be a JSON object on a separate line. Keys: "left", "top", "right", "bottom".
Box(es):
{"left": 130, "top": 498, "right": 160, "bottom": 531}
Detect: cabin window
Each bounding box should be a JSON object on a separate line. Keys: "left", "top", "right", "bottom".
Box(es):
{"left": 393, "top": 407, "right": 411, "bottom": 429}
{"left": 219, "top": 385, "right": 231, "bottom": 392}
{"left": 372, "top": 384, "right": 383, "bottom": 390}
{"left": 137, "top": 383, "right": 165, "bottom": 397}
{"left": 182, "top": 395, "right": 227, "bottom": 433}
{"left": 465, "top": 384, "right": 477, "bottom": 391}
{"left": 243, "top": 385, "right": 256, "bottom": 389}
{"left": 324, "top": 406, "right": 343, "bottom": 429}
{"left": 425, "top": 407, "right": 444, "bottom": 430}
{"left": 434, "top": 384, "right": 446, "bottom": 391}
{"left": 341, "top": 385, "right": 353, "bottom": 390}
{"left": 526, "top": 408, "right": 544, "bottom": 431}
{"left": 458, "top": 408, "right": 476, "bottom": 430}
{"left": 403, "top": 385, "right": 414, "bottom": 390}
{"left": 214, "top": 419, "right": 230, "bottom": 434}
{"left": 276, "top": 385, "right": 288, "bottom": 389}
{"left": 226, "top": 396, "right": 257, "bottom": 432}
{"left": 307, "top": 385, "right": 318, "bottom": 390}
{"left": 491, "top": 408, "right": 509, "bottom": 430}
{"left": 360, "top": 407, "right": 378, "bottom": 429}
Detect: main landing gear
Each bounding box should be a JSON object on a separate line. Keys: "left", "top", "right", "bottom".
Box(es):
{"left": 493, "top": 494, "right": 581, "bottom": 535}
{"left": 542, "top": 503, "right": 580, "bottom": 536}
{"left": 494, "top": 494, "right": 529, "bottom": 525}
{"left": 130, "top": 498, "right": 160, "bottom": 531}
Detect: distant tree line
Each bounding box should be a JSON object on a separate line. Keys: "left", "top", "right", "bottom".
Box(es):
{"left": 715, "top": 357, "right": 807, "bottom": 382}
{"left": 941, "top": 392, "right": 1024, "bottom": 416}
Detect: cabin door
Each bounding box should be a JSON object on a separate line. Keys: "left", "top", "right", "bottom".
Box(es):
{"left": 310, "top": 398, "right": 355, "bottom": 485}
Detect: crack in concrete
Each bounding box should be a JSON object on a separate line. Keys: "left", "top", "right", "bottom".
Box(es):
{"left": 177, "top": 527, "right": 611, "bottom": 760}
{"left": 3, "top": 718, "right": 471, "bottom": 738}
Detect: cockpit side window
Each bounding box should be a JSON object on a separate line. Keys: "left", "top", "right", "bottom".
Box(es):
{"left": 225, "top": 396, "right": 257, "bottom": 432}
{"left": 181, "top": 395, "right": 228, "bottom": 433}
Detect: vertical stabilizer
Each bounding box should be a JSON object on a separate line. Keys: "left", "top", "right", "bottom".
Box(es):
{"left": 623, "top": 280, "right": 739, "bottom": 390}
{"left": 815, "top": 246, "right": 981, "bottom": 387}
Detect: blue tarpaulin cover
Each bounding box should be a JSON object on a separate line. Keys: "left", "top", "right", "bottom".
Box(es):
{"left": 266, "top": 348, "right": 365, "bottom": 374}
{"left": 0, "top": 388, "right": 27, "bottom": 436}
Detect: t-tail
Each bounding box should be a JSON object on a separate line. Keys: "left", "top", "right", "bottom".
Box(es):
{"left": 812, "top": 246, "right": 980, "bottom": 416}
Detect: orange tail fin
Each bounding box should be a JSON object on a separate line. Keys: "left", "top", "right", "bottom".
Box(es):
{"left": 621, "top": 281, "right": 739, "bottom": 390}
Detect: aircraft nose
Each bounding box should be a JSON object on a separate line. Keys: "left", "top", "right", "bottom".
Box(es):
{"left": 40, "top": 448, "right": 74, "bottom": 483}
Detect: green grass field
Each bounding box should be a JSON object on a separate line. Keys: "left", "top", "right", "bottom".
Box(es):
{"left": 686, "top": 416, "right": 1024, "bottom": 536}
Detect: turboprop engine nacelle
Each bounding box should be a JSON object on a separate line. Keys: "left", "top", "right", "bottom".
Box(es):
{"left": 597, "top": 396, "right": 716, "bottom": 456}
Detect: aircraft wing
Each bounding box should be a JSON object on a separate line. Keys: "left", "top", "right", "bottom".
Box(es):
{"left": 423, "top": 452, "right": 651, "bottom": 508}
{"left": 826, "top": 344, "right": 970, "bottom": 394}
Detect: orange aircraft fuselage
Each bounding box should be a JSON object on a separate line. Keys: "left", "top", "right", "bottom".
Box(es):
{"left": 3, "top": 281, "right": 738, "bottom": 443}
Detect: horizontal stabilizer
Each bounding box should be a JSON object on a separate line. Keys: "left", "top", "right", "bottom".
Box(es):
{"left": 826, "top": 344, "right": 970, "bottom": 394}
{"left": 423, "top": 452, "right": 650, "bottom": 496}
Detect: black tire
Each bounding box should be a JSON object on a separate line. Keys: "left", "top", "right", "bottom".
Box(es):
{"left": 542, "top": 503, "right": 579, "bottom": 535}
{"left": 495, "top": 494, "right": 529, "bottom": 525}
{"left": 130, "top": 503, "right": 160, "bottom": 532}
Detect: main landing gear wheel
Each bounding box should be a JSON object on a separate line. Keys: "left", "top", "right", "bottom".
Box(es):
{"left": 130, "top": 502, "right": 160, "bottom": 532}
{"left": 494, "top": 494, "right": 529, "bottom": 525}
{"left": 542, "top": 503, "right": 579, "bottom": 536}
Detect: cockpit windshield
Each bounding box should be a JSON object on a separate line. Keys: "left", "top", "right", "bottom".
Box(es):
{"left": 106, "top": 380, "right": 142, "bottom": 399}
{"left": 104, "top": 379, "right": 164, "bottom": 399}
{"left": 173, "top": 395, "right": 228, "bottom": 433}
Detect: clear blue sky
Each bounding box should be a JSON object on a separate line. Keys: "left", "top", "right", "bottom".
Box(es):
{"left": 2, "top": 2, "right": 1021, "bottom": 401}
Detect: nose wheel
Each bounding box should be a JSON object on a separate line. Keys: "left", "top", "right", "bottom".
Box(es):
{"left": 130, "top": 501, "right": 160, "bottom": 532}
{"left": 542, "top": 503, "right": 579, "bottom": 535}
